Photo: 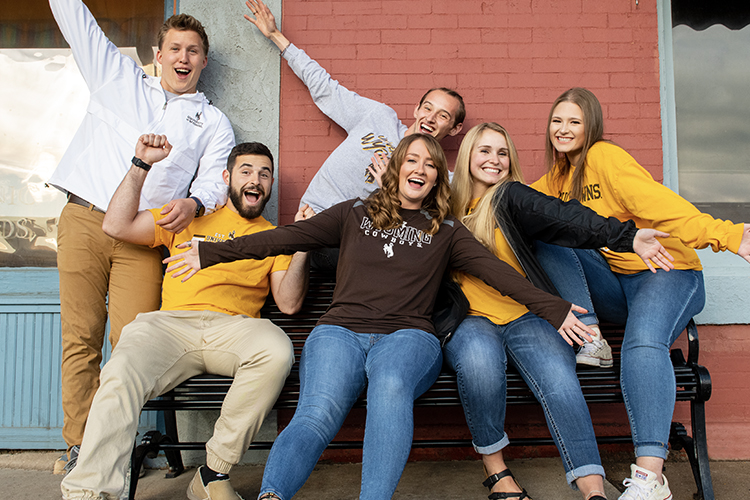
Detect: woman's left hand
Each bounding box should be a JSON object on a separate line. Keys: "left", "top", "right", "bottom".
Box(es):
{"left": 557, "top": 305, "right": 595, "bottom": 346}
{"left": 163, "top": 240, "right": 202, "bottom": 282}
{"left": 633, "top": 228, "right": 674, "bottom": 273}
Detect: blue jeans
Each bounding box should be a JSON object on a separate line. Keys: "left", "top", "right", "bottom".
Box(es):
{"left": 444, "top": 314, "right": 604, "bottom": 486}
{"left": 535, "top": 242, "right": 706, "bottom": 459}
{"left": 259, "top": 325, "right": 443, "bottom": 500}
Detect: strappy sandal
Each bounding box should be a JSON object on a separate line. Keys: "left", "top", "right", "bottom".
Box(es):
{"left": 483, "top": 468, "right": 531, "bottom": 500}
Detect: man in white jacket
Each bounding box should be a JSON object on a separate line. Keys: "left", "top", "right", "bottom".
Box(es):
{"left": 47, "top": 0, "right": 235, "bottom": 475}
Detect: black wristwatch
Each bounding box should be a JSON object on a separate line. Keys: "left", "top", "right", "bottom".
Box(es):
{"left": 190, "top": 196, "right": 205, "bottom": 217}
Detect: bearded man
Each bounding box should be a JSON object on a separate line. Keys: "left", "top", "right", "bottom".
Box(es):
{"left": 60, "top": 136, "right": 310, "bottom": 500}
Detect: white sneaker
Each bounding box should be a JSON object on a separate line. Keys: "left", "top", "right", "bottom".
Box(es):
{"left": 576, "top": 338, "right": 613, "bottom": 368}
{"left": 618, "top": 464, "right": 672, "bottom": 500}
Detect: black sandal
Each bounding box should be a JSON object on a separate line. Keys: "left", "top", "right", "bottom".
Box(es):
{"left": 483, "top": 468, "right": 530, "bottom": 500}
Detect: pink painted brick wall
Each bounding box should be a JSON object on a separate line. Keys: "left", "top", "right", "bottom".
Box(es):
{"left": 277, "top": 0, "right": 661, "bottom": 222}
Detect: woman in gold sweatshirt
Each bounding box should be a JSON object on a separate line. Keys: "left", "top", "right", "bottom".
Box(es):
{"left": 533, "top": 87, "right": 750, "bottom": 500}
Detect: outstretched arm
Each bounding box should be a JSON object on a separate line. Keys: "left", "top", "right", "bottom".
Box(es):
{"left": 244, "top": 0, "right": 290, "bottom": 52}
{"left": 102, "top": 134, "right": 172, "bottom": 246}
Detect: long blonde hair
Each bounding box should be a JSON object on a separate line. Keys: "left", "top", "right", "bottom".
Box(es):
{"left": 545, "top": 87, "right": 604, "bottom": 201}
{"left": 450, "top": 122, "right": 524, "bottom": 252}
{"left": 366, "top": 134, "right": 451, "bottom": 235}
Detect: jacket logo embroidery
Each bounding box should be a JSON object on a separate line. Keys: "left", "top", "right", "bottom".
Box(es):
{"left": 186, "top": 112, "right": 204, "bottom": 128}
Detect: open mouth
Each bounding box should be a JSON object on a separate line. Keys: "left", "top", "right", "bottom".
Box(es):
{"left": 419, "top": 123, "right": 435, "bottom": 134}
{"left": 243, "top": 187, "right": 263, "bottom": 205}
{"left": 483, "top": 167, "right": 502, "bottom": 175}
{"left": 556, "top": 136, "right": 573, "bottom": 143}
{"left": 175, "top": 68, "right": 191, "bottom": 77}
{"left": 408, "top": 177, "right": 425, "bottom": 188}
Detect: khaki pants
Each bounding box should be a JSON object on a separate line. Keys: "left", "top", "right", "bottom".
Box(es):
{"left": 61, "top": 310, "right": 294, "bottom": 500}
{"left": 57, "top": 202, "right": 163, "bottom": 448}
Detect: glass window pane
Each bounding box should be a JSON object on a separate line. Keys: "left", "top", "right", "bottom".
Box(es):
{"left": 672, "top": 4, "right": 750, "bottom": 222}
{"left": 0, "top": 0, "right": 164, "bottom": 267}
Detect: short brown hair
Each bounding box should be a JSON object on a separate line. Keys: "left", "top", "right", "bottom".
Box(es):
{"left": 157, "top": 14, "right": 209, "bottom": 55}
{"left": 418, "top": 88, "right": 466, "bottom": 127}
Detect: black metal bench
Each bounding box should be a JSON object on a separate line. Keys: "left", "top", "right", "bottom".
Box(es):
{"left": 130, "top": 272, "right": 714, "bottom": 500}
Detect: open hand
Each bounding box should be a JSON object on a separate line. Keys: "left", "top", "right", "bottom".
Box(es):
{"left": 557, "top": 304, "right": 595, "bottom": 346}
{"left": 135, "top": 134, "right": 172, "bottom": 166}
{"left": 245, "top": 0, "right": 279, "bottom": 38}
{"left": 368, "top": 152, "right": 389, "bottom": 188}
{"left": 163, "top": 240, "right": 202, "bottom": 282}
{"left": 633, "top": 228, "right": 674, "bottom": 273}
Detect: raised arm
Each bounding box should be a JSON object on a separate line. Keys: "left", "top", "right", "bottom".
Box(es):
{"left": 49, "top": 0, "right": 138, "bottom": 93}
{"left": 102, "top": 134, "right": 173, "bottom": 245}
{"left": 244, "top": 0, "right": 390, "bottom": 132}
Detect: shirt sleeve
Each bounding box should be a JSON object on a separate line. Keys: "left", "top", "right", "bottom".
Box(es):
{"left": 283, "top": 44, "right": 392, "bottom": 133}
{"left": 148, "top": 207, "right": 176, "bottom": 248}
{"left": 186, "top": 113, "right": 235, "bottom": 212}
{"left": 271, "top": 254, "right": 293, "bottom": 273}
{"left": 448, "top": 222, "right": 572, "bottom": 329}
{"left": 504, "top": 182, "right": 637, "bottom": 253}
{"left": 49, "top": 0, "right": 140, "bottom": 94}
{"left": 199, "top": 200, "right": 348, "bottom": 267}
{"left": 607, "top": 154, "right": 744, "bottom": 254}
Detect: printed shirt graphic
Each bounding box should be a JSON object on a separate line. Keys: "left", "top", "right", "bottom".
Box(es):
{"left": 149, "top": 205, "right": 291, "bottom": 317}
{"left": 532, "top": 142, "right": 743, "bottom": 274}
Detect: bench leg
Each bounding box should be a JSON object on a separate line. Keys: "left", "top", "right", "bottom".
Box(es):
{"left": 162, "top": 409, "right": 185, "bottom": 478}
{"left": 129, "top": 431, "right": 160, "bottom": 500}
{"left": 690, "top": 400, "right": 715, "bottom": 500}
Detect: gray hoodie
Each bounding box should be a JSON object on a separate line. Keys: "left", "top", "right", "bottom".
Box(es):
{"left": 284, "top": 44, "right": 409, "bottom": 214}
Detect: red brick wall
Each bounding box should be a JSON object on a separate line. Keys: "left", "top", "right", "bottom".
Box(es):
{"left": 276, "top": 0, "right": 662, "bottom": 224}
{"left": 275, "top": 0, "right": 750, "bottom": 460}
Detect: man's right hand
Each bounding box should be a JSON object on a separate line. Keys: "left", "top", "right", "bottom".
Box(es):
{"left": 244, "top": 0, "right": 291, "bottom": 51}
{"left": 135, "top": 134, "right": 172, "bottom": 166}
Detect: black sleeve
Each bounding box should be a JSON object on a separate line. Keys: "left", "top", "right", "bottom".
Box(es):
{"left": 199, "top": 200, "right": 347, "bottom": 268}
{"left": 502, "top": 182, "right": 637, "bottom": 252}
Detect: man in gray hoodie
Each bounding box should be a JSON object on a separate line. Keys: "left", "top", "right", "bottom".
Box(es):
{"left": 245, "top": 0, "right": 465, "bottom": 269}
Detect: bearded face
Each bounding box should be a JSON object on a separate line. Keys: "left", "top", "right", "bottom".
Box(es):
{"left": 224, "top": 154, "right": 274, "bottom": 220}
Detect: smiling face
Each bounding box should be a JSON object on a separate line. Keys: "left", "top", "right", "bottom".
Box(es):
{"left": 549, "top": 101, "right": 586, "bottom": 166}
{"left": 397, "top": 138, "right": 438, "bottom": 209}
{"left": 411, "top": 90, "right": 463, "bottom": 141}
{"left": 224, "top": 154, "right": 274, "bottom": 220}
{"left": 156, "top": 29, "right": 208, "bottom": 95}
{"left": 469, "top": 129, "right": 512, "bottom": 198}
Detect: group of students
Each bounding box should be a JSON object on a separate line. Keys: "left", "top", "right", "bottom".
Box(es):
{"left": 48, "top": 1, "right": 750, "bottom": 500}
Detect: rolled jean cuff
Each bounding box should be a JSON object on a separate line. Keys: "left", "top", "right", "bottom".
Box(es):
{"left": 635, "top": 444, "right": 669, "bottom": 461}
{"left": 566, "top": 464, "right": 606, "bottom": 488}
{"left": 206, "top": 451, "right": 233, "bottom": 475}
{"left": 577, "top": 312, "right": 599, "bottom": 327}
{"left": 473, "top": 434, "right": 510, "bottom": 455}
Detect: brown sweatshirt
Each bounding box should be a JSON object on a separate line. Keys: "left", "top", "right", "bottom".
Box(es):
{"left": 200, "top": 199, "right": 571, "bottom": 334}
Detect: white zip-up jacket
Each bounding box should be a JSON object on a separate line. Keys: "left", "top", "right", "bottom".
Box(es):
{"left": 47, "top": 0, "right": 235, "bottom": 212}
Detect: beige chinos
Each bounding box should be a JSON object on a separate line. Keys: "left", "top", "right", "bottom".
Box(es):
{"left": 57, "top": 202, "right": 162, "bottom": 448}
{"left": 61, "top": 309, "right": 294, "bottom": 500}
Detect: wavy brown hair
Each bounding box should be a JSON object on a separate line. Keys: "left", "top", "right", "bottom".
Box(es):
{"left": 158, "top": 14, "right": 209, "bottom": 55}
{"left": 450, "top": 122, "right": 524, "bottom": 253}
{"left": 366, "top": 134, "right": 450, "bottom": 235}
{"left": 545, "top": 87, "right": 605, "bottom": 201}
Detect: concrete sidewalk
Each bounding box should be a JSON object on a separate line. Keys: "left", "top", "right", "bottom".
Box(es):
{"left": 1, "top": 450, "right": 748, "bottom": 499}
